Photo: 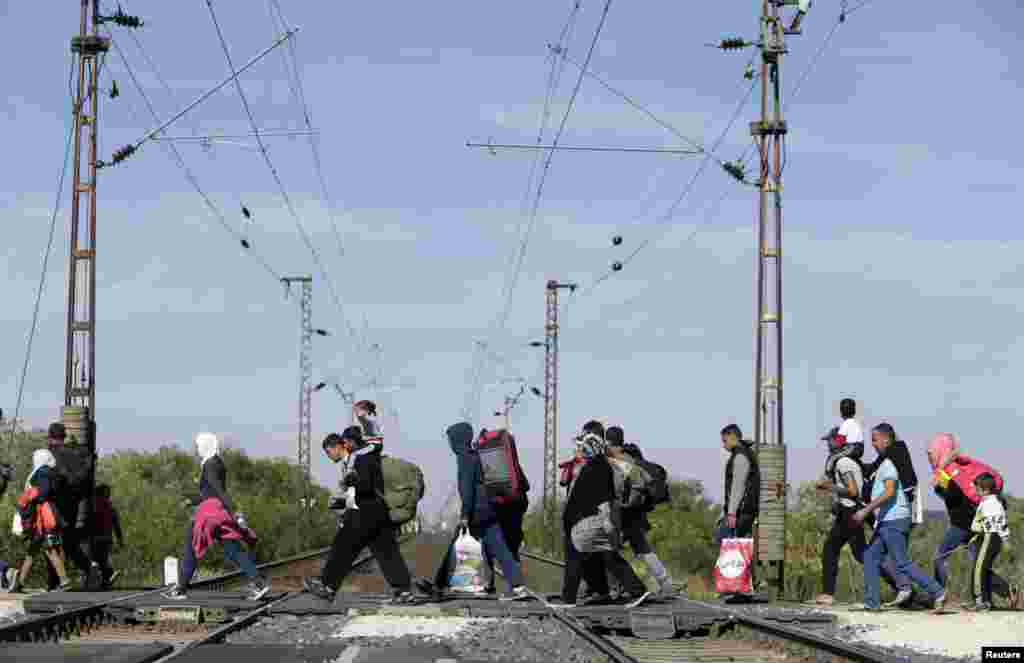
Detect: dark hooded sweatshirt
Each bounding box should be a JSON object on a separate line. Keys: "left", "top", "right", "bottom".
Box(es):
{"left": 563, "top": 455, "right": 617, "bottom": 533}
{"left": 935, "top": 479, "right": 975, "bottom": 531}
{"left": 447, "top": 422, "right": 492, "bottom": 525}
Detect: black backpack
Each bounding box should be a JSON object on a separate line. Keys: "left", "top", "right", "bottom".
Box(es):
{"left": 635, "top": 459, "right": 670, "bottom": 511}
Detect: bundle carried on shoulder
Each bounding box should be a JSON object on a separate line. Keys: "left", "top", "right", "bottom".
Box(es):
{"left": 380, "top": 455, "right": 425, "bottom": 526}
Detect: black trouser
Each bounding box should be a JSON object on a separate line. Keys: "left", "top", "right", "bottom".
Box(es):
{"left": 321, "top": 501, "right": 411, "bottom": 593}
{"left": 972, "top": 533, "right": 1002, "bottom": 605}
{"left": 90, "top": 536, "right": 114, "bottom": 583}
{"left": 562, "top": 533, "right": 644, "bottom": 603}
{"left": 621, "top": 512, "right": 653, "bottom": 556}
{"left": 821, "top": 507, "right": 907, "bottom": 596}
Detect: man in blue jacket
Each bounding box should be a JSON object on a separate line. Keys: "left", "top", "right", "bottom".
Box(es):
{"left": 447, "top": 422, "right": 532, "bottom": 600}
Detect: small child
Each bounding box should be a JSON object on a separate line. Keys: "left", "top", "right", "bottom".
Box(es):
{"left": 969, "top": 473, "right": 1012, "bottom": 611}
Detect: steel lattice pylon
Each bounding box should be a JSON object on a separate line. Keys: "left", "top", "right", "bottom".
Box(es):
{"left": 543, "top": 280, "right": 575, "bottom": 549}
{"left": 283, "top": 276, "right": 313, "bottom": 509}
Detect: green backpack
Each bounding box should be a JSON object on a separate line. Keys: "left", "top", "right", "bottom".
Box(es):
{"left": 379, "top": 455, "right": 425, "bottom": 526}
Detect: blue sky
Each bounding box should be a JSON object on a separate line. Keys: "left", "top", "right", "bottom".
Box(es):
{"left": 4, "top": 1, "right": 1023, "bottom": 516}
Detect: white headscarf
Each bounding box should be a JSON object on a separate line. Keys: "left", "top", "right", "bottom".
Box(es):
{"left": 195, "top": 432, "right": 221, "bottom": 469}
{"left": 27, "top": 448, "right": 57, "bottom": 489}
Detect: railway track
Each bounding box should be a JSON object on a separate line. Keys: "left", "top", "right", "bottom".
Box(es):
{"left": 517, "top": 549, "right": 906, "bottom": 663}
{"left": 0, "top": 533, "right": 415, "bottom": 647}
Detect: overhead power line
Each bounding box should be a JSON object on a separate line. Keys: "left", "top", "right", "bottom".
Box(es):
{"left": 8, "top": 62, "right": 76, "bottom": 448}
{"left": 267, "top": 0, "right": 372, "bottom": 383}
{"left": 466, "top": 141, "right": 702, "bottom": 156}
{"left": 204, "top": 1, "right": 367, "bottom": 377}
{"left": 108, "top": 34, "right": 284, "bottom": 281}
{"left": 572, "top": 0, "right": 877, "bottom": 323}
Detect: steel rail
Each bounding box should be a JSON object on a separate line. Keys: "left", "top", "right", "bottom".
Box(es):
{"left": 0, "top": 540, "right": 365, "bottom": 644}
{"left": 518, "top": 548, "right": 904, "bottom": 663}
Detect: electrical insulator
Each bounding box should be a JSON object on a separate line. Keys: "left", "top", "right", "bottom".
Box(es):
{"left": 240, "top": 239, "right": 251, "bottom": 249}
{"left": 110, "top": 144, "right": 136, "bottom": 165}
{"left": 744, "top": 64, "right": 755, "bottom": 80}
{"left": 611, "top": 261, "right": 623, "bottom": 272}
{"left": 723, "top": 160, "right": 747, "bottom": 183}
{"left": 103, "top": 5, "right": 144, "bottom": 28}
{"left": 719, "top": 37, "right": 749, "bottom": 51}
{"left": 109, "top": 80, "right": 120, "bottom": 99}
{"left": 612, "top": 235, "right": 622, "bottom": 246}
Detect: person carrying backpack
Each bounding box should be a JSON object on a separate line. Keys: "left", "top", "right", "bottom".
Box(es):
{"left": 44, "top": 423, "right": 98, "bottom": 591}
{"left": 9, "top": 449, "right": 72, "bottom": 593}
{"left": 305, "top": 428, "right": 418, "bottom": 604}
{"left": 927, "top": 432, "right": 1019, "bottom": 609}
{"left": 558, "top": 422, "right": 648, "bottom": 607}
{"left": 853, "top": 425, "right": 946, "bottom": 612}
{"left": 811, "top": 426, "right": 909, "bottom": 606}
{"left": 605, "top": 428, "right": 675, "bottom": 598}
{"left": 968, "top": 473, "right": 1013, "bottom": 611}
{"left": 719, "top": 424, "right": 758, "bottom": 540}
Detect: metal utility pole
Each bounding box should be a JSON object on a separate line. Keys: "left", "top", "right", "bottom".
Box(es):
{"left": 63, "top": 0, "right": 106, "bottom": 445}
{"left": 282, "top": 276, "right": 313, "bottom": 511}
{"left": 542, "top": 280, "right": 576, "bottom": 551}
{"left": 750, "top": 0, "right": 795, "bottom": 594}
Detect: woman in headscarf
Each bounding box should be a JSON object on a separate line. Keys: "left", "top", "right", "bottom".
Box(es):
{"left": 162, "top": 432, "right": 268, "bottom": 602}
{"left": 927, "top": 433, "right": 1017, "bottom": 607}
{"left": 558, "top": 421, "right": 648, "bottom": 607}
{"left": 9, "top": 449, "right": 71, "bottom": 593}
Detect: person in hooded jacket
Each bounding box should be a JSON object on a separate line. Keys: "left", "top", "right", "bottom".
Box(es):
{"left": 443, "top": 422, "right": 532, "bottom": 601}
{"left": 304, "top": 428, "right": 417, "bottom": 604}
{"left": 811, "top": 427, "right": 909, "bottom": 606}
{"left": 559, "top": 426, "right": 648, "bottom": 607}
{"left": 927, "top": 433, "right": 1018, "bottom": 608}
{"left": 719, "top": 424, "right": 758, "bottom": 540}
{"left": 163, "top": 432, "right": 268, "bottom": 601}
{"left": 9, "top": 449, "right": 72, "bottom": 593}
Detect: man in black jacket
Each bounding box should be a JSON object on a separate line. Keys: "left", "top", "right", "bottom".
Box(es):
{"left": 719, "top": 424, "right": 758, "bottom": 540}
{"left": 45, "top": 423, "right": 98, "bottom": 590}
{"left": 304, "top": 428, "right": 417, "bottom": 604}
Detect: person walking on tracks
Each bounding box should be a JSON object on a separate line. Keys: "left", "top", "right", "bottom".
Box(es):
{"left": 853, "top": 425, "right": 946, "bottom": 612}
{"left": 967, "top": 473, "right": 1012, "bottom": 612}
{"left": 560, "top": 423, "right": 648, "bottom": 608}
{"left": 443, "top": 422, "right": 534, "bottom": 601}
{"left": 44, "top": 422, "right": 98, "bottom": 590}
{"left": 718, "top": 424, "right": 758, "bottom": 540}
{"left": 163, "top": 432, "right": 269, "bottom": 602}
{"left": 811, "top": 426, "right": 909, "bottom": 607}
{"left": 90, "top": 484, "right": 124, "bottom": 589}
{"left": 927, "top": 432, "right": 1019, "bottom": 609}
{"left": 9, "top": 449, "right": 73, "bottom": 593}
{"left": 606, "top": 428, "right": 676, "bottom": 598}
{"left": 304, "top": 428, "right": 418, "bottom": 604}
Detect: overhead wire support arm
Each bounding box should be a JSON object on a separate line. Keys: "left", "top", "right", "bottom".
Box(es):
{"left": 102, "top": 27, "right": 298, "bottom": 167}
{"left": 154, "top": 129, "right": 318, "bottom": 143}
{"left": 466, "top": 141, "right": 701, "bottom": 156}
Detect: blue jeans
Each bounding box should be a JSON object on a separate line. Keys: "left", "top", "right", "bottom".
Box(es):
{"left": 935, "top": 525, "right": 1010, "bottom": 597}
{"left": 472, "top": 519, "right": 525, "bottom": 590}
{"left": 864, "top": 518, "right": 942, "bottom": 608}
{"left": 180, "top": 518, "right": 259, "bottom": 588}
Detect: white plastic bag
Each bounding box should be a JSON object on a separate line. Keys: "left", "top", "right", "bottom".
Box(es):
{"left": 11, "top": 512, "right": 23, "bottom": 537}
{"left": 911, "top": 486, "right": 925, "bottom": 525}
{"left": 448, "top": 530, "right": 490, "bottom": 594}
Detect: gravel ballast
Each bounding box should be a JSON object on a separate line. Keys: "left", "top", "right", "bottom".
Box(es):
{"left": 226, "top": 614, "right": 611, "bottom": 663}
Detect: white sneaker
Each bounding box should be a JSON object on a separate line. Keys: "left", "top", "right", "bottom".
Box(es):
{"left": 883, "top": 589, "right": 912, "bottom": 608}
